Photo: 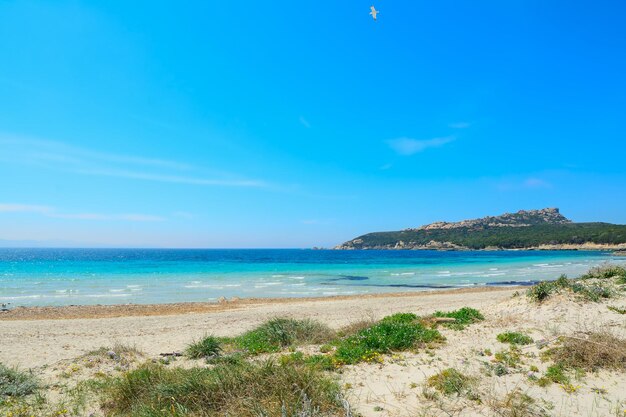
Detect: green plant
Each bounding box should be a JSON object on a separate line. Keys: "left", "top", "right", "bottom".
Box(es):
{"left": 494, "top": 348, "right": 522, "bottom": 368}
{"left": 186, "top": 335, "right": 222, "bottom": 359}
{"left": 333, "top": 317, "right": 443, "bottom": 365}
{"left": 236, "top": 318, "right": 334, "bottom": 354}
{"left": 432, "top": 307, "right": 484, "bottom": 330}
{"left": 206, "top": 353, "right": 247, "bottom": 366}
{"left": 526, "top": 281, "right": 556, "bottom": 303}
{"left": 554, "top": 274, "right": 570, "bottom": 288}
{"left": 608, "top": 305, "right": 626, "bottom": 314}
{"left": 0, "top": 364, "right": 39, "bottom": 399}
{"left": 543, "top": 363, "right": 569, "bottom": 385}
{"left": 279, "top": 352, "right": 336, "bottom": 371}
{"left": 580, "top": 265, "right": 626, "bottom": 281}
{"left": 100, "top": 359, "right": 347, "bottom": 417}
{"left": 570, "top": 282, "right": 614, "bottom": 302}
{"left": 380, "top": 312, "right": 418, "bottom": 324}
{"left": 427, "top": 368, "right": 474, "bottom": 396}
{"left": 497, "top": 332, "right": 534, "bottom": 346}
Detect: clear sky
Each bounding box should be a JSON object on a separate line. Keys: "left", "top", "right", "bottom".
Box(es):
{"left": 1, "top": 0, "right": 625, "bottom": 248}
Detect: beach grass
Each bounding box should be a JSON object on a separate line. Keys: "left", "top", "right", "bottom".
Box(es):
{"left": 186, "top": 335, "right": 222, "bottom": 359}
{"left": 235, "top": 317, "right": 335, "bottom": 354}
{"left": 100, "top": 359, "right": 347, "bottom": 417}
{"left": 0, "top": 364, "right": 39, "bottom": 400}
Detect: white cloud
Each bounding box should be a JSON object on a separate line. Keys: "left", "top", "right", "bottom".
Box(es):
{"left": 449, "top": 122, "right": 471, "bottom": 129}
{"left": 0, "top": 135, "right": 268, "bottom": 188}
{"left": 299, "top": 116, "right": 311, "bottom": 128}
{"left": 301, "top": 219, "right": 333, "bottom": 225}
{"left": 172, "top": 211, "right": 194, "bottom": 219}
{"left": 0, "top": 202, "right": 164, "bottom": 222}
{"left": 523, "top": 178, "right": 552, "bottom": 189}
{"left": 0, "top": 203, "right": 52, "bottom": 213}
{"left": 386, "top": 136, "right": 454, "bottom": 156}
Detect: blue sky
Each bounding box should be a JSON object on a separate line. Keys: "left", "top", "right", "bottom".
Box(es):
{"left": 1, "top": 0, "right": 625, "bottom": 248}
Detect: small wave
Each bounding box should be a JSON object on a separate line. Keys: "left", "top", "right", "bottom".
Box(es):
{"left": 0, "top": 295, "right": 42, "bottom": 300}
{"left": 109, "top": 289, "right": 126, "bottom": 293}
{"left": 288, "top": 276, "right": 305, "bottom": 279}
{"left": 84, "top": 294, "right": 131, "bottom": 298}
{"left": 272, "top": 275, "right": 285, "bottom": 278}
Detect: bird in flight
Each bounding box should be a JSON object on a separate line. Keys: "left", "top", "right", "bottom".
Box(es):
{"left": 370, "top": 5, "right": 379, "bottom": 21}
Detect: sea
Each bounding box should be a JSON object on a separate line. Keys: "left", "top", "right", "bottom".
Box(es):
{"left": 1, "top": 248, "right": 624, "bottom": 307}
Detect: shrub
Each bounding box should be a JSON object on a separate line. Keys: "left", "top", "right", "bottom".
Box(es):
{"left": 427, "top": 368, "right": 474, "bottom": 396}
{"left": 569, "top": 282, "right": 614, "bottom": 302}
{"left": 380, "top": 312, "right": 418, "bottom": 324}
{"left": 554, "top": 274, "right": 570, "bottom": 288}
{"left": 333, "top": 317, "right": 443, "bottom": 365}
{"left": 497, "top": 332, "right": 534, "bottom": 346}
{"left": 432, "top": 307, "right": 484, "bottom": 330}
{"left": 580, "top": 265, "right": 626, "bottom": 281}
{"left": 186, "top": 335, "right": 222, "bottom": 359}
{"left": 237, "top": 318, "right": 335, "bottom": 354}
{"left": 0, "top": 364, "right": 39, "bottom": 399}
{"left": 526, "top": 281, "right": 556, "bottom": 303}
{"left": 101, "top": 359, "right": 347, "bottom": 417}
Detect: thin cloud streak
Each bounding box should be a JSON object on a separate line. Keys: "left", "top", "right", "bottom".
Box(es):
{"left": 0, "top": 202, "right": 164, "bottom": 222}
{"left": 0, "top": 135, "right": 269, "bottom": 188}
{"left": 299, "top": 116, "right": 311, "bottom": 128}
{"left": 0, "top": 203, "right": 52, "bottom": 213}
{"left": 386, "top": 136, "right": 454, "bottom": 156}
{"left": 74, "top": 168, "right": 268, "bottom": 187}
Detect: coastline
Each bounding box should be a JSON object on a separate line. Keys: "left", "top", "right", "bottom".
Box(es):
{"left": 0, "top": 285, "right": 520, "bottom": 321}
{"left": 334, "top": 243, "right": 626, "bottom": 250}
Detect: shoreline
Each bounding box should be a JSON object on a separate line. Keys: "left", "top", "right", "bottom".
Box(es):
{"left": 334, "top": 244, "right": 626, "bottom": 251}
{"left": 0, "top": 285, "right": 521, "bottom": 321}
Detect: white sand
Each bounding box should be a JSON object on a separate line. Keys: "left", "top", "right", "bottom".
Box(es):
{"left": 1, "top": 286, "right": 625, "bottom": 417}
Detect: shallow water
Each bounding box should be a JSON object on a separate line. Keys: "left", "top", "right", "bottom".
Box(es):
{"left": 0, "top": 248, "right": 623, "bottom": 306}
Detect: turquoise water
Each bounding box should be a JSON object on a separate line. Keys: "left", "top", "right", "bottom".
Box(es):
{"left": 0, "top": 249, "right": 624, "bottom": 306}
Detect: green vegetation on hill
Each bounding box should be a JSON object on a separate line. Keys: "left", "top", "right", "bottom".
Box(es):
{"left": 339, "top": 222, "right": 626, "bottom": 250}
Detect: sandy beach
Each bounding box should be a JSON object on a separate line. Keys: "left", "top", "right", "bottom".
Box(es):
{"left": 0, "top": 286, "right": 517, "bottom": 367}
{"left": 1, "top": 282, "right": 625, "bottom": 416}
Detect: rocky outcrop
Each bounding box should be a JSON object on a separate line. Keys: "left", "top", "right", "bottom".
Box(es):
{"left": 334, "top": 208, "right": 626, "bottom": 251}
{"left": 407, "top": 208, "right": 570, "bottom": 232}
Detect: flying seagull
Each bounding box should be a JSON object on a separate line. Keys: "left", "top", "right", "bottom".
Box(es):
{"left": 370, "top": 5, "right": 379, "bottom": 21}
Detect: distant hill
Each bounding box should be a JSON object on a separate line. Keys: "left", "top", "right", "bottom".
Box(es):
{"left": 335, "top": 208, "right": 626, "bottom": 250}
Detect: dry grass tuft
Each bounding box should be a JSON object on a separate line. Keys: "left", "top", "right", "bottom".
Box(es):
{"left": 489, "top": 389, "right": 550, "bottom": 417}
{"left": 549, "top": 332, "right": 626, "bottom": 372}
